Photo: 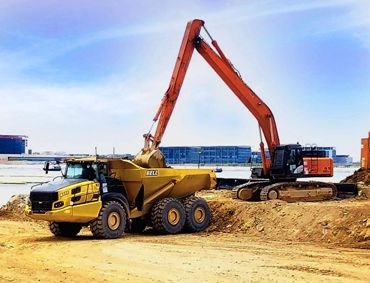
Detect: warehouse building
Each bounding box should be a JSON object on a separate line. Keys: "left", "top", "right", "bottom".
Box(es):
{"left": 302, "top": 146, "right": 336, "bottom": 158}
{"left": 161, "top": 145, "right": 353, "bottom": 166}
{"left": 333, "top": 155, "right": 353, "bottom": 165}
{"left": 159, "top": 146, "right": 251, "bottom": 165}
{"left": 250, "top": 151, "right": 270, "bottom": 164}
{"left": 0, "top": 135, "right": 28, "bottom": 154}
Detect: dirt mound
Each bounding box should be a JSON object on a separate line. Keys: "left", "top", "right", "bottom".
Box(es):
{"left": 2, "top": 191, "right": 369, "bottom": 248}
{"left": 199, "top": 190, "right": 370, "bottom": 248}
{"left": 0, "top": 194, "right": 30, "bottom": 221}
{"left": 341, "top": 168, "right": 370, "bottom": 197}
{"left": 341, "top": 168, "right": 370, "bottom": 185}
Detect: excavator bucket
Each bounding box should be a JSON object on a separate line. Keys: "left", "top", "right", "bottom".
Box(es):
{"left": 134, "top": 149, "right": 166, "bottom": 168}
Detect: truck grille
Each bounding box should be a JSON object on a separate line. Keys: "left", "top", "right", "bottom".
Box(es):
{"left": 30, "top": 191, "right": 58, "bottom": 213}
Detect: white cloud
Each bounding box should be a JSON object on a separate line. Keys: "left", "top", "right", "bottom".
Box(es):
{"left": 0, "top": 74, "right": 168, "bottom": 153}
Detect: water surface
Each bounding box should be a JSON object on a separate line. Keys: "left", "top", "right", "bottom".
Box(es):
{"left": 0, "top": 162, "right": 358, "bottom": 206}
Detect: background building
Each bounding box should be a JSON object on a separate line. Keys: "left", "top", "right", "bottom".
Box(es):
{"left": 250, "top": 151, "right": 270, "bottom": 164}
{"left": 0, "top": 135, "right": 28, "bottom": 154}
{"left": 159, "top": 146, "right": 251, "bottom": 165}
{"left": 302, "top": 146, "right": 336, "bottom": 157}
{"left": 160, "top": 145, "right": 353, "bottom": 166}
{"left": 333, "top": 155, "right": 353, "bottom": 165}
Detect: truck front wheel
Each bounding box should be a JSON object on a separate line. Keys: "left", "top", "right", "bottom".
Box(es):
{"left": 90, "top": 201, "right": 127, "bottom": 239}
{"left": 49, "top": 222, "right": 82, "bottom": 237}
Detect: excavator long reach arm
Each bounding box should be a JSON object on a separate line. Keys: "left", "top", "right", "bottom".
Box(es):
{"left": 134, "top": 19, "right": 336, "bottom": 203}
{"left": 134, "top": 19, "right": 279, "bottom": 174}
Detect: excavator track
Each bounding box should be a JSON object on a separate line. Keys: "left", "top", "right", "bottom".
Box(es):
{"left": 259, "top": 181, "right": 337, "bottom": 202}
{"left": 231, "top": 180, "right": 271, "bottom": 201}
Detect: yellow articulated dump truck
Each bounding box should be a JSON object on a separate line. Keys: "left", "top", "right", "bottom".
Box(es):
{"left": 25, "top": 158, "right": 216, "bottom": 239}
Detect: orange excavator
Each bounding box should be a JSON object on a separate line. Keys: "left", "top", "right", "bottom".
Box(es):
{"left": 134, "top": 19, "right": 337, "bottom": 202}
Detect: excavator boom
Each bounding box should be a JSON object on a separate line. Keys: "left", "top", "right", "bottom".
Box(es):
{"left": 151, "top": 20, "right": 203, "bottom": 149}
{"left": 135, "top": 19, "right": 279, "bottom": 174}
{"left": 194, "top": 35, "right": 280, "bottom": 172}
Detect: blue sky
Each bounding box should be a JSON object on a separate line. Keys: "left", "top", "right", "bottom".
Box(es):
{"left": 0, "top": 0, "right": 369, "bottom": 160}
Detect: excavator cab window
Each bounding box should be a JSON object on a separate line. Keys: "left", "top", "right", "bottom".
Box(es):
{"left": 287, "top": 149, "right": 296, "bottom": 164}
{"left": 273, "top": 149, "right": 285, "bottom": 168}
{"left": 270, "top": 145, "right": 304, "bottom": 180}
{"left": 284, "top": 146, "right": 304, "bottom": 177}
{"left": 287, "top": 148, "right": 302, "bottom": 175}
{"left": 270, "top": 148, "right": 286, "bottom": 177}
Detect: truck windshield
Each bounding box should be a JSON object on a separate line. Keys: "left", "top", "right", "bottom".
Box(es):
{"left": 65, "top": 163, "right": 97, "bottom": 180}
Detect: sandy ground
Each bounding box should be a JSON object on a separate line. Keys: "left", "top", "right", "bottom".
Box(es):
{"left": 0, "top": 220, "right": 368, "bottom": 283}
{"left": 1, "top": 169, "right": 369, "bottom": 283}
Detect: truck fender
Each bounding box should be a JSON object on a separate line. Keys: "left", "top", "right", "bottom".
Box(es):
{"left": 101, "top": 192, "right": 130, "bottom": 219}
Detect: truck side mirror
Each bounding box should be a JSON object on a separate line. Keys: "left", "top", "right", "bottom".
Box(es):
{"left": 55, "top": 161, "right": 64, "bottom": 176}
{"left": 43, "top": 161, "right": 50, "bottom": 174}
{"left": 61, "top": 167, "right": 66, "bottom": 177}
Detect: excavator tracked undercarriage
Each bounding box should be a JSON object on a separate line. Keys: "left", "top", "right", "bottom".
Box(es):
{"left": 232, "top": 181, "right": 337, "bottom": 202}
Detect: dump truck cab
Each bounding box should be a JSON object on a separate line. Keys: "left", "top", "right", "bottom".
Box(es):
{"left": 26, "top": 158, "right": 125, "bottom": 223}
{"left": 26, "top": 157, "right": 216, "bottom": 239}
{"left": 62, "top": 158, "right": 126, "bottom": 196}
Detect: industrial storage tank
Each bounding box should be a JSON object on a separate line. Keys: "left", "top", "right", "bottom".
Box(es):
{"left": 0, "top": 135, "right": 28, "bottom": 154}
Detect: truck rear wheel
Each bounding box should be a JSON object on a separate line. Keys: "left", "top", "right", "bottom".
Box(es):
{"left": 151, "top": 198, "right": 185, "bottom": 234}
{"left": 49, "top": 222, "right": 82, "bottom": 237}
{"left": 90, "top": 201, "right": 127, "bottom": 239}
{"left": 183, "top": 196, "right": 211, "bottom": 232}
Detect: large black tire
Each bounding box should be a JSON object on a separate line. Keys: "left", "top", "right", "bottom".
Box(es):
{"left": 90, "top": 201, "right": 127, "bottom": 239}
{"left": 151, "top": 198, "right": 185, "bottom": 234}
{"left": 129, "top": 218, "right": 147, "bottom": 234}
{"left": 183, "top": 196, "right": 211, "bottom": 232}
{"left": 48, "top": 222, "right": 82, "bottom": 237}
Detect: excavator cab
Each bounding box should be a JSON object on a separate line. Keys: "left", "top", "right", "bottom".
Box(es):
{"left": 269, "top": 144, "right": 332, "bottom": 180}
{"left": 250, "top": 144, "right": 303, "bottom": 180}
{"left": 269, "top": 144, "right": 304, "bottom": 181}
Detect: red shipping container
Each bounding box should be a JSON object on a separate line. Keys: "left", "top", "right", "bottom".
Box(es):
{"left": 361, "top": 132, "right": 370, "bottom": 169}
